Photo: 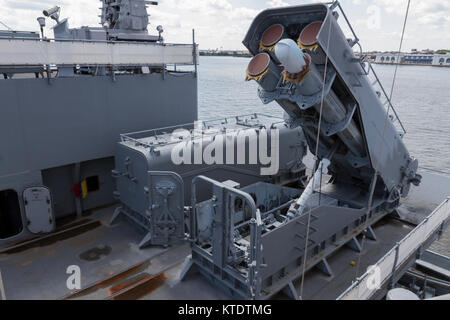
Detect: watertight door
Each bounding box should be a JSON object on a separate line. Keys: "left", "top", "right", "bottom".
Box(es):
{"left": 147, "top": 171, "right": 185, "bottom": 246}
{"left": 23, "top": 187, "right": 55, "bottom": 234}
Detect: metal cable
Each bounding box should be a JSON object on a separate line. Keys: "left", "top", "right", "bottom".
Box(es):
{"left": 299, "top": 11, "right": 333, "bottom": 300}
{"left": 389, "top": 0, "right": 411, "bottom": 103}
{"left": 354, "top": 0, "right": 411, "bottom": 280}
{"left": 0, "top": 20, "right": 13, "bottom": 31}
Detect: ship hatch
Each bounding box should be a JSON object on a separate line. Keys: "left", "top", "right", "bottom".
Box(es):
{"left": 0, "top": 189, "right": 23, "bottom": 239}
{"left": 23, "top": 187, "right": 55, "bottom": 234}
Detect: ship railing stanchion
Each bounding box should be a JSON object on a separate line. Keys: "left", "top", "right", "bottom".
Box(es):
{"left": 0, "top": 269, "right": 6, "bottom": 300}
{"left": 193, "top": 29, "right": 197, "bottom": 78}
{"left": 389, "top": 242, "right": 401, "bottom": 289}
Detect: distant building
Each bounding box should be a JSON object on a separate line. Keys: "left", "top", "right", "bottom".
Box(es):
{"left": 433, "top": 54, "right": 450, "bottom": 66}
{"left": 375, "top": 53, "right": 403, "bottom": 64}
{"left": 375, "top": 52, "right": 450, "bottom": 66}
{"left": 199, "top": 49, "right": 251, "bottom": 57}
{"left": 419, "top": 49, "right": 434, "bottom": 54}
{"left": 403, "top": 54, "right": 433, "bottom": 64}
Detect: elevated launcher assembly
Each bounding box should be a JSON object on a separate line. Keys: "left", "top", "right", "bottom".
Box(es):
{"left": 180, "top": 2, "right": 422, "bottom": 299}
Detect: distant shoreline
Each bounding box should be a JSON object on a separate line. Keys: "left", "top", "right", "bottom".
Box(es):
{"left": 199, "top": 52, "right": 252, "bottom": 58}
{"left": 373, "top": 62, "right": 450, "bottom": 68}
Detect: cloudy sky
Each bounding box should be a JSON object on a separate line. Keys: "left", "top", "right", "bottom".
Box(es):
{"left": 0, "top": 0, "right": 449, "bottom": 52}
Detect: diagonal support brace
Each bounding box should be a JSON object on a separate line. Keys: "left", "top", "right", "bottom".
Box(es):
{"left": 316, "top": 258, "right": 334, "bottom": 277}
{"left": 347, "top": 236, "right": 362, "bottom": 253}
{"left": 179, "top": 255, "right": 198, "bottom": 281}
{"left": 366, "top": 226, "right": 377, "bottom": 241}
{"left": 109, "top": 206, "right": 123, "bottom": 226}
{"left": 282, "top": 281, "right": 300, "bottom": 300}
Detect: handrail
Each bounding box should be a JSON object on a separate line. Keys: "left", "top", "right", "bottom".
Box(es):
{"left": 0, "top": 35, "right": 192, "bottom": 46}
{"left": 0, "top": 269, "right": 6, "bottom": 300}
{"left": 190, "top": 175, "right": 262, "bottom": 298}
{"left": 329, "top": 1, "right": 407, "bottom": 136}
{"left": 119, "top": 113, "right": 283, "bottom": 148}
{"left": 190, "top": 175, "right": 258, "bottom": 236}
{"left": 0, "top": 37, "right": 198, "bottom": 67}
{"left": 366, "top": 62, "right": 407, "bottom": 135}
{"left": 337, "top": 197, "right": 449, "bottom": 300}
{"left": 330, "top": 1, "right": 359, "bottom": 48}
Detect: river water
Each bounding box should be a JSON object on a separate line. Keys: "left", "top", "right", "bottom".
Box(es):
{"left": 195, "top": 56, "right": 449, "bottom": 257}
{"left": 197, "top": 56, "right": 450, "bottom": 176}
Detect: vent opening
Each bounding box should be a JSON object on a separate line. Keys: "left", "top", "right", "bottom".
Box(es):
{"left": 85, "top": 176, "right": 100, "bottom": 193}
{"left": 0, "top": 189, "right": 23, "bottom": 239}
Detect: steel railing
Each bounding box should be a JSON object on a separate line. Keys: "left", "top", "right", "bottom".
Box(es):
{"left": 0, "top": 269, "right": 6, "bottom": 300}
{"left": 119, "top": 113, "right": 284, "bottom": 149}
{"left": 337, "top": 197, "right": 449, "bottom": 300}
{"left": 329, "top": 1, "right": 407, "bottom": 137}
{"left": 364, "top": 61, "right": 407, "bottom": 136}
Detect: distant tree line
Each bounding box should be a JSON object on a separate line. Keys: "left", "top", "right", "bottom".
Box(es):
{"left": 199, "top": 51, "right": 252, "bottom": 58}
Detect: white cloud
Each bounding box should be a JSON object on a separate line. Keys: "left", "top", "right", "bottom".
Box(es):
{"left": 149, "top": 0, "right": 260, "bottom": 49}
{"left": 347, "top": 0, "right": 450, "bottom": 51}
{"left": 0, "top": 0, "right": 98, "bottom": 33}
{"left": 374, "top": 0, "right": 450, "bottom": 25}
{"left": 267, "top": 0, "right": 289, "bottom": 8}
{"left": 0, "top": 0, "right": 448, "bottom": 51}
{"left": 373, "top": 0, "right": 406, "bottom": 14}
{"left": 0, "top": 0, "right": 261, "bottom": 50}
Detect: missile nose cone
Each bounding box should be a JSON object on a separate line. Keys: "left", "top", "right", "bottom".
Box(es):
{"left": 274, "top": 39, "right": 306, "bottom": 74}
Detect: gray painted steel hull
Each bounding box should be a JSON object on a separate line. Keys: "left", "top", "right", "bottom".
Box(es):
{"left": 0, "top": 72, "right": 197, "bottom": 249}
{"left": 0, "top": 72, "right": 197, "bottom": 174}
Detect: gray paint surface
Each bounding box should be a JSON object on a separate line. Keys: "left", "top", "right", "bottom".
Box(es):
{"left": 0, "top": 71, "right": 197, "bottom": 248}
{"left": 317, "top": 9, "right": 410, "bottom": 191}
{"left": 242, "top": 3, "right": 418, "bottom": 197}
{"left": 0, "top": 72, "right": 197, "bottom": 175}
{"left": 113, "top": 115, "right": 308, "bottom": 246}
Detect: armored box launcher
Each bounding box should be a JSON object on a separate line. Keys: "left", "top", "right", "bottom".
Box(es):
{"left": 111, "top": 114, "right": 308, "bottom": 247}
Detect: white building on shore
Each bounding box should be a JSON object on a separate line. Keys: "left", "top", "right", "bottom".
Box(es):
{"left": 375, "top": 53, "right": 450, "bottom": 66}
{"left": 433, "top": 54, "right": 450, "bottom": 66}
{"left": 375, "top": 53, "right": 403, "bottom": 64}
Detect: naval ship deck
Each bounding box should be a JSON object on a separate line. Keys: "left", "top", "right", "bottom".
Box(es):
{"left": 0, "top": 168, "right": 448, "bottom": 300}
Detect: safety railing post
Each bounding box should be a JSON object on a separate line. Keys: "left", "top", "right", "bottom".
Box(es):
{"left": 0, "top": 269, "right": 6, "bottom": 300}
{"left": 389, "top": 242, "right": 400, "bottom": 289}
{"left": 338, "top": 197, "right": 449, "bottom": 300}
{"left": 192, "top": 29, "right": 197, "bottom": 78}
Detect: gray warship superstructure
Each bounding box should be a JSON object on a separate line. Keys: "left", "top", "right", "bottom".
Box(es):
{"left": 0, "top": 1, "right": 198, "bottom": 249}
{"left": 0, "top": 1, "right": 448, "bottom": 301}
